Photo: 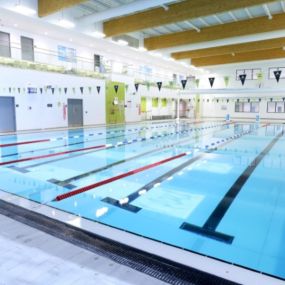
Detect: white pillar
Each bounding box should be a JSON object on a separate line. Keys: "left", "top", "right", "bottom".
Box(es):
{"left": 176, "top": 90, "right": 180, "bottom": 123}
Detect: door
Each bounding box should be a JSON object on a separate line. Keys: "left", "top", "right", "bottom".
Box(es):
{"left": 0, "top": 97, "right": 16, "bottom": 132}
{"left": 67, "top": 99, "right": 83, "bottom": 127}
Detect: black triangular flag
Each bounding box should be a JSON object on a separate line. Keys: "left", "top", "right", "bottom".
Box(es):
{"left": 18, "top": 88, "right": 21, "bottom": 94}
{"left": 114, "top": 85, "right": 119, "bottom": 93}
{"left": 157, "top": 82, "right": 162, "bottom": 91}
{"left": 181, "top": 79, "right": 187, "bottom": 90}
{"left": 80, "top": 87, "right": 84, "bottom": 94}
{"left": 51, "top": 87, "right": 55, "bottom": 94}
{"left": 9, "top": 87, "right": 11, "bottom": 93}
{"left": 64, "top": 87, "right": 68, "bottom": 94}
{"left": 96, "top": 86, "right": 101, "bottom": 94}
{"left": 274, "top": 70, "right": 282, "bottom": 83}
{"left": 40, "top": 88, "right": 43, "bottom": 94}
{"left": 239, "top": 74, "right": 247, "bottom": 85}
{"left": 208, "top": 77, "right": 215, "bottom": 88}
{"left": 134, "top": 83, "right": 139, "bottom": 92}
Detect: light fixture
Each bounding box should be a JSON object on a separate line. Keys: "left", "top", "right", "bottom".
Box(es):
{"left": 92, "top": 31, "right": 105, "bottom": 38}
{"left": 14, "top": 4, "right": 36, "bottom": 15}
{"left": 116, "top": 39, "right": 128, "bottom": 46}
{"left": 138, "top": 47, "right": 147, "bottom": 52}
{"left": 57, "top": 19, "right": 75, "bottom": 29}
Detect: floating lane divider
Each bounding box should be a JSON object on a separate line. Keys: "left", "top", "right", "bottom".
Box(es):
{"left": 0, "top": 144, "right": 106, "bottom": 166}
{"left": 52, "top": 121, "right": 242, "bottom": 202}
{"left": 49, "top": 122, "right": 234, "bottom": 188}
{"left": 52, "top": 152, "right": 190, "bottom": 202}
{"left": 0, "top": 121, "right": 185, "bottom": 148}
{"left": 0, "top": 138, "right": 50, "bottom": 148}
{"left": 102, "top": 124, "right": 266, "bottom": 214}
{"left": 8, "top": 122, "right": 228, "bottom": 170}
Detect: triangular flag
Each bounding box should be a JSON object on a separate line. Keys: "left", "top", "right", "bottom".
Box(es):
{"left": 17, "top": 88, "right": 21, "bottom": 94}
{"left": 134, "top": 83, "right": 139, "bottom": 92}
{"left": 157, "top": 82, "right": 162, "bottom": 91}
{"left": 80, "top": 87, "right": 84, "bottom": 94}
{"left": 9, "top": 87, "right": 11, "bottom": 93}
{"left": 146, "top": 82, "right": 151, "bottom": 91}
{"left": 72, "top": 87, "right": 76, "bottom": 94}
{"left": 239, "top": 74, "right": 247, "bottom": 85}
{"left": 181, "top": 79, "right": 187, "bottom": 90}
{"left": 209, "top": 77, "right": 215, "bottom": 88}
{"left": 125, "top": 84, "right": 129, "bottom": 92}
{"left": 114, "top": 85, "right": 119, "bottom": 93}
{"left": 224, "top": 76, "right": 230, "bottom": 87}
{"left": 58, "top": 87, "right": 62, "bottom": 94}
{"left": 96, "top": 86, "right": 101, "bottom": 94}
{"left": 64, "top": 87, "right": 68, "bottom": 94}
{"left": 195, "top": 79, "right": 200, "bottom": 88}
{"left": 88, "top": 86, "right": 92, "bottom": 94}
{"left": 274, "top": 70, "right": 282, "bottom": 83}
{"left": 40, "top": 88, "right": 43, "bottom": 94}
{"left": 51, "top": 87, "right": 55, "bottom": 94}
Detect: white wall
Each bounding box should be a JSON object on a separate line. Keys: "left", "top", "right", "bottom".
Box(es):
{"left": 0, "top": 66, "right": 105, "bottom": 130}
{"left": 194, "top": 59, "right": 285, "bottom": 121}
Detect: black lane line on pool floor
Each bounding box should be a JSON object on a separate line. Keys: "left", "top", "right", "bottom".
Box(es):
{"left": 102, "top": 125, "right": 261, "bottom": 213}
{"left": 0, "top": 199, "right": 240, "bottom": 285}
{"left": 48, "top": 124, "right": 232, "bottom": 189}
{"left": 8, "top": 123, "right": 225, "bottom": 172}
{"left": 181, "top": 127, "right": 284, "bottom": 244}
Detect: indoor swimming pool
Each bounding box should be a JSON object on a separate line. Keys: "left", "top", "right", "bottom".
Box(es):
{"left": 0, "top": 120, "right": 284, "bottom": 282}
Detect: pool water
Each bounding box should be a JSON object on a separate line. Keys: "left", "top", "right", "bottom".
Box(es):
{"left": 0, "top": 120, "right": 284, "bottom": 280}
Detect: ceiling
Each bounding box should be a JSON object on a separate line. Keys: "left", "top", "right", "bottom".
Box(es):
{"left": 1, "top": 0, "right": 285, "bottom": 67}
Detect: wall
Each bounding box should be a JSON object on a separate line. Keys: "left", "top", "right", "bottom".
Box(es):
{"left": 0, "top": 65, "right": 105, "bottom": 131}
{"left": 194, "top": 58, "right": 285, "bottom": 121}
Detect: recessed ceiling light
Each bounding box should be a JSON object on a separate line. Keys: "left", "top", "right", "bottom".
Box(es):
{"left": 14, "top": 4, "right": 36, "bottom": 15}
{"left": 69, "top": 38, "right": 73, "bottom": 42}
{"left": 13, "top": 23, "right": 18, "bottom": 27}
{"left": 116, "top": 39, "right": 128, "bottom": 46}
{"left": 44, "top": 32, "right": 48, "bottom": 35}
{"left": 92, "top": 31, "right": 105, "bottom": 38}
{"left": 56, "top": 19, "right": 75, "bottom": 29}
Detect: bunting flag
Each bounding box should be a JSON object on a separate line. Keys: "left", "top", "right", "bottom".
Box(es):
{"left": 114, "top": 85, "right": 119, "bottom": 93}
{"left": 58, "top": 87, "right": 62, "bottom": 94}
{"left": 134, "top": 83, "right": 139, "bottom": 92}
{"left": 146, "top": 82, "right": 151, "bottom": 91}
{"left": 40, "top": 88, "right": 43, "bottom": 94}
{"left": 51, "top": 87, "right": 55, "bottom": 95}
{"left": 181, "top": 79, "right": 187, "bottom": 90}
{"left": 17, "top": 88, "right": 21, "bottom": 94}
{"left": 208, "top": 77, "right": 215, "bottom": 88}
{"left": 224, "top": 76, "right": 230, "bottom": 87}
{"left": 157, "top": 82, "right": 162, "bottom": 91}
{"left": 239, "top": 74, "right": 247, "bottom": 85}
{"left": 72, "top": 87, "right": 76, "bottom": 94}
{"left": 80, "top": 87, "right": 84, "bottom": 94}
{"left": 96, "top": 86, "right": 101, "bottom": 94}
{"left": 88, "top": 86, "right": 92, "bottom": 94}
{"left": 64, "top": 87, "right": 68, "bottom": 94}
{"left": 274, "top": 70, "right": 282, "bottom": 83}
{"left": 9, "top": 87, "right": 11, "bottom": 93}
{"left": 195, "top": 79, "right": 200, "bottom": 88}
{"left": 125, "top": 84, "right": 129, "bottom": 92}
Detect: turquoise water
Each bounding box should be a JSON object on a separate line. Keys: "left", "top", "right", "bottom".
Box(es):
{"left": 0, "top": 120, "right": 284, "bottom": 280}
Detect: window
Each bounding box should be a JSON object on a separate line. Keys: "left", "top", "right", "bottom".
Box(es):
{"left": 236, "top": 68, "right": 262, "bottom": 80}
{"left": 94, "top": 54, "right": 101, "bottom": 71}
{"left": 235, "top": 102, "right": 259, "bottom": 113}
{"left": 0, "top": 31, "right": 11, "bottom": 57}
{"left": 267, "top": 101, "right": 285, "bottom": 113}
{"left": 21, "top": 36, "right": 34, "bottom": 61}
{"left": 58, "top": 45, "right": 76, "bottom": 63}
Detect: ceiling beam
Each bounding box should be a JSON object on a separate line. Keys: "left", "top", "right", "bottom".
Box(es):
{"left": 144, "top": 13, "right": 285, "bottom": 50}
{"left": 77, "top": 0, "right": 175, "bottom": 27}
{"left": 172, "top": 37, "right": 285, "bottom": 59}
{"left": 103, "top": 0, "right": 277, "bottom": 37}
{"left": 191, "top": 48, "right": 285, "bottom": 66}
{"left": 38, "top": 0, "right": 86, "bottom": 17}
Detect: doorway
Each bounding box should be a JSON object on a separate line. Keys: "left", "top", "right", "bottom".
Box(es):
{"left": 67, "top": 99, "right": 83, "bottom": 127}
{"left": 0, "top": 96, "right": 16, "bottom": 132}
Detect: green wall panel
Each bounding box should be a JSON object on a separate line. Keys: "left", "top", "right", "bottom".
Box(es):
{"left": 106, "top": 81, "right": 125, "bottom": 124}
{"left": 141, "top": 97, "right": 146, "bottom": 112}
{"left": 152, "top": 97, "right": 158, "bottom": 108}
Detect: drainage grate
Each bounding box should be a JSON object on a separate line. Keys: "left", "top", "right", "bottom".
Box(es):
{"left": 0, "top": 199, "right": 240, "bottom": 285}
